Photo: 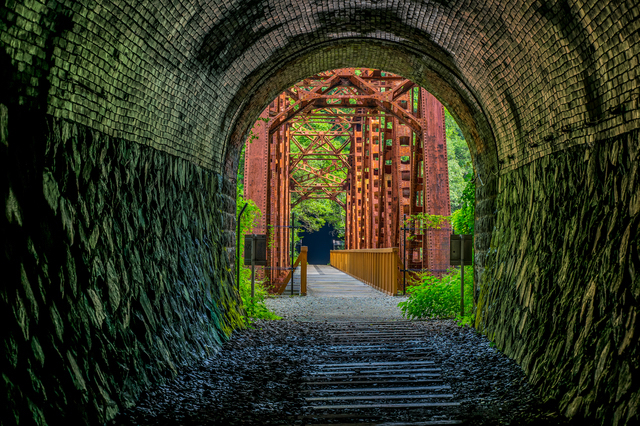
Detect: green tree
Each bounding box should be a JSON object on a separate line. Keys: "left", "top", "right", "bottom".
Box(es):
{"left": 445, "top": 109, "right": 473, "bottom": 212}
{"left": 293, "top": 199, "right": 345, "bottom": 239}
{"left": 450, "top": 174, "right": 475, "bottom": 235}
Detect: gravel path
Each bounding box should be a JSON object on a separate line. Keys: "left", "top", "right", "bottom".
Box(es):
{"left": 115, "top": 273, "right": 576, "bottom": 425}
{"left": 265, "top": 295, "right": 410, "bottom": 321}
{"left": 268, "top": 264, "right": 410, "bottom": 321}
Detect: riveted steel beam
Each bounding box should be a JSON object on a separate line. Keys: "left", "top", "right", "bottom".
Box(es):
{"left": 246, "top": 69, "right": 452, "bottom": 290}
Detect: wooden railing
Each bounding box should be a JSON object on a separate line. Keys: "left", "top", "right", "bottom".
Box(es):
{"left": 276, "top": 246, "right": 308, "bottom": 295}
{"left": 330, "top": 248, "right": 401, "bottom": 295}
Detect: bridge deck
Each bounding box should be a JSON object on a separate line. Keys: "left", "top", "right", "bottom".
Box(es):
{"left": 282, "top": 264, "right": 387, "bottom": 297}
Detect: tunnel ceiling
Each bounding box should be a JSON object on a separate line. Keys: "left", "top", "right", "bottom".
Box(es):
{"left": 2, "top": 1, "right": 640, "bottom": 424}
{"left": 3, "top": 0, "right": 637, "bottom": 178}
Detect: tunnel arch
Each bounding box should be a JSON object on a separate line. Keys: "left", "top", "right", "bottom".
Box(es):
{"left": 221, "top": 38, "right": 498, "bottom": 175}
{"left": 223, "top": 47, "right": 499, "bottom": 290}
{"left": 1, "top": 1, "right": 639, "bottom": 425}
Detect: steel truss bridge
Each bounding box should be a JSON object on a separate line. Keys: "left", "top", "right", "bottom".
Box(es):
{"left": 244, "top": 68, "right": 451, "bottom": 291}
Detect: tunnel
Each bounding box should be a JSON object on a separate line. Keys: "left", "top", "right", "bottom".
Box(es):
{"left": 0, "top": 1, "right": 638, "bottom": 424}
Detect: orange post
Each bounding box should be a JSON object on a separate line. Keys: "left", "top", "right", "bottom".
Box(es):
{"left": 300, "top": 246, "right": 308, "bottom": 296}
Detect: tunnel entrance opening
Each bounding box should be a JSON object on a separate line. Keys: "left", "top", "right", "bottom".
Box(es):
{"left": 299, "top": 223, "right": 337, "bottom": 265}
{"left": 223, "top": 37, "right": 499, "bottom": 303}
{"left": 239, "top": 68, "right": 474, "bottom": 295}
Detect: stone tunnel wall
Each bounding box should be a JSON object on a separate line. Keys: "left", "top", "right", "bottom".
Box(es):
{"left": 1, "top": 107, "right": 243, "bottom": 424}
{"left": 478, "top": 131, "right": 640, "bottom": 425}
{"left": 1, "top": 0, "right": 639, "bottom": 425}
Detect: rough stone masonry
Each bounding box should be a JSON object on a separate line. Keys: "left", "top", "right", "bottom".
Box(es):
{"left": 0, "top": 1, "right": 638, "bottom": 425}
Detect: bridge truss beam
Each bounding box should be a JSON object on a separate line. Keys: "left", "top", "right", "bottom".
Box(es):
{"left": 245, "top": 68, "right": 452, "bottom": 290}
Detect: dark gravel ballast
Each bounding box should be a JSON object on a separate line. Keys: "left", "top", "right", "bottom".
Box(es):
{"left": 114, "top": 320, "right": 579, "bottom": 426}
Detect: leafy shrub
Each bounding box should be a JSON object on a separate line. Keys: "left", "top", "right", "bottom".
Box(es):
{"left": 236, "top": 193, "right": 281, "bottom": 324}
{"left": 398, "top": 266, "right": 473, "bottom": 320}
{"left": 238, "top": 266, "right": 281, "bottom": 323}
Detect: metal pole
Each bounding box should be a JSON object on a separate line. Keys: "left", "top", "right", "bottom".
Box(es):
{"left": 291, "top": 213, "right": 295, "bottom": 296}
{"left": 460, "top": 234, "right": 465, "bottom": 317}
{"left": 236, "top": 203, "right": 248, "bottom": 291}
{"left": 403, "top": 214, "right": 407, "bottom": 295}
{"left": 251, "top": 235, "right": 256, "bottom": 301}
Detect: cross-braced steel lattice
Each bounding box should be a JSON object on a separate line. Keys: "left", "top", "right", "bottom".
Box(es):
{"left": 244, "top": 68, "right": 451, "bottom": 291}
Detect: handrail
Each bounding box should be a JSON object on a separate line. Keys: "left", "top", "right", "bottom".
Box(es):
{"left": 330, "top": 248, "right": 401, "bottom": 295}
{"left": 332, "top": 248, "right": 398, "bottom": 253}
{"left": 276, "top": 246, "right": 308, "bottom": 295}
{"left": 300, "top": 247, "right": 308, "bottom": 296}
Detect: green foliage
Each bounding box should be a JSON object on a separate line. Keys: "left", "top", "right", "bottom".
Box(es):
{"left": 445, "top": 109, "right": 473, "bottom": 212}
{"left": 450, "top": 175, "right": 475, "bottom": 235}
{"left": 236, "top": 197, "right": 261, "bottom": 237}
{"left": 235, "top": 189, "right": 281, "bottom": 324}
{"left": 293, "top": 198, "right": 345, "bottom": 240}
{"left": 456, "top": 313, "right": 475, "bottom": 327}
{"left": 403, "top": 213, "right": 451, "bottom": 242}
{"left": 398, "top": 266, "right": 473, "bottom": 320}
{"left": 404, "top": 213, "right": 451, "bottom": 230}
{"left": 238, "top": 266, "right": 281, "bottom": 323}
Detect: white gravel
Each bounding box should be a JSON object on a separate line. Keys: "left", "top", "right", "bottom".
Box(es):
{"left": 265, "top": 295, "right": 410, "bottom": 322}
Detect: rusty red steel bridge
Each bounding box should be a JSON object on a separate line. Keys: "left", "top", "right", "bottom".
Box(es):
{"left": 244, "top": 68, "right": 451, "bottom": 292}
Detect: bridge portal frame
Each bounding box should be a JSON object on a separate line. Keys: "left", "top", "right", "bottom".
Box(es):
{"left": 244, "top": 69, "right": 452, "bottom": 291}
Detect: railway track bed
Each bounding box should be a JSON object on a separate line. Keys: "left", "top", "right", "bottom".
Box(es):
{"left": 290, "top": 321, "right": 460, "bottom": 425}
{"left": 117, "top": 320, "right": 576, "bottom": 426}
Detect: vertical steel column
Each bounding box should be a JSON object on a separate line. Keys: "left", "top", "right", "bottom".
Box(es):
{"left": 291, "top": 213, "right": 295, "bottom": 296}
{"left": 420, "top": 89, "right": 452, "bottom": 276}
{"left": 236, "top": 203, "right": 248, "bottom": 291}
{"left": 390, "top": 115, "right": 400, "bottom": 249}
{"left": 244, "top": 109, "right": 270, "bottom": 284}
{"left": 370, "top": 119, "right": 382, "bottom": 248}
{"left": 403, "top": 214, "right": 407, "bottom": 295}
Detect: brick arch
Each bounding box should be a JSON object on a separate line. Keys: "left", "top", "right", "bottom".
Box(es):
{"left": 222, "top": 39, "right": 497, "bottom": 175}
{"left": 4, "top": 0, "right": 630, "bottom": 174}
{"left": 1, "top": 1, "right": 639, "bottom": 424}
{"left": 218, "top": 38, "right": 501, "bottom": 295}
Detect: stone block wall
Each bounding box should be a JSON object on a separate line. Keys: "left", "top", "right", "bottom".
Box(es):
{"left": 1, "top": 107, "right": 243, "bottom": 424}
{"left": 1, "top": 1, "right": 639, "bottom": 425}
{"left": 478, "top": 132, "right": 640, "bottom": 425}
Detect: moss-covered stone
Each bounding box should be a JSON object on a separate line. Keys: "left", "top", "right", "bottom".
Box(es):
{"left": 0, "top": 112, "right": 245, "bottom": 424}
{"left": 478, "top": 131, "right": 640, "bottom": 425}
